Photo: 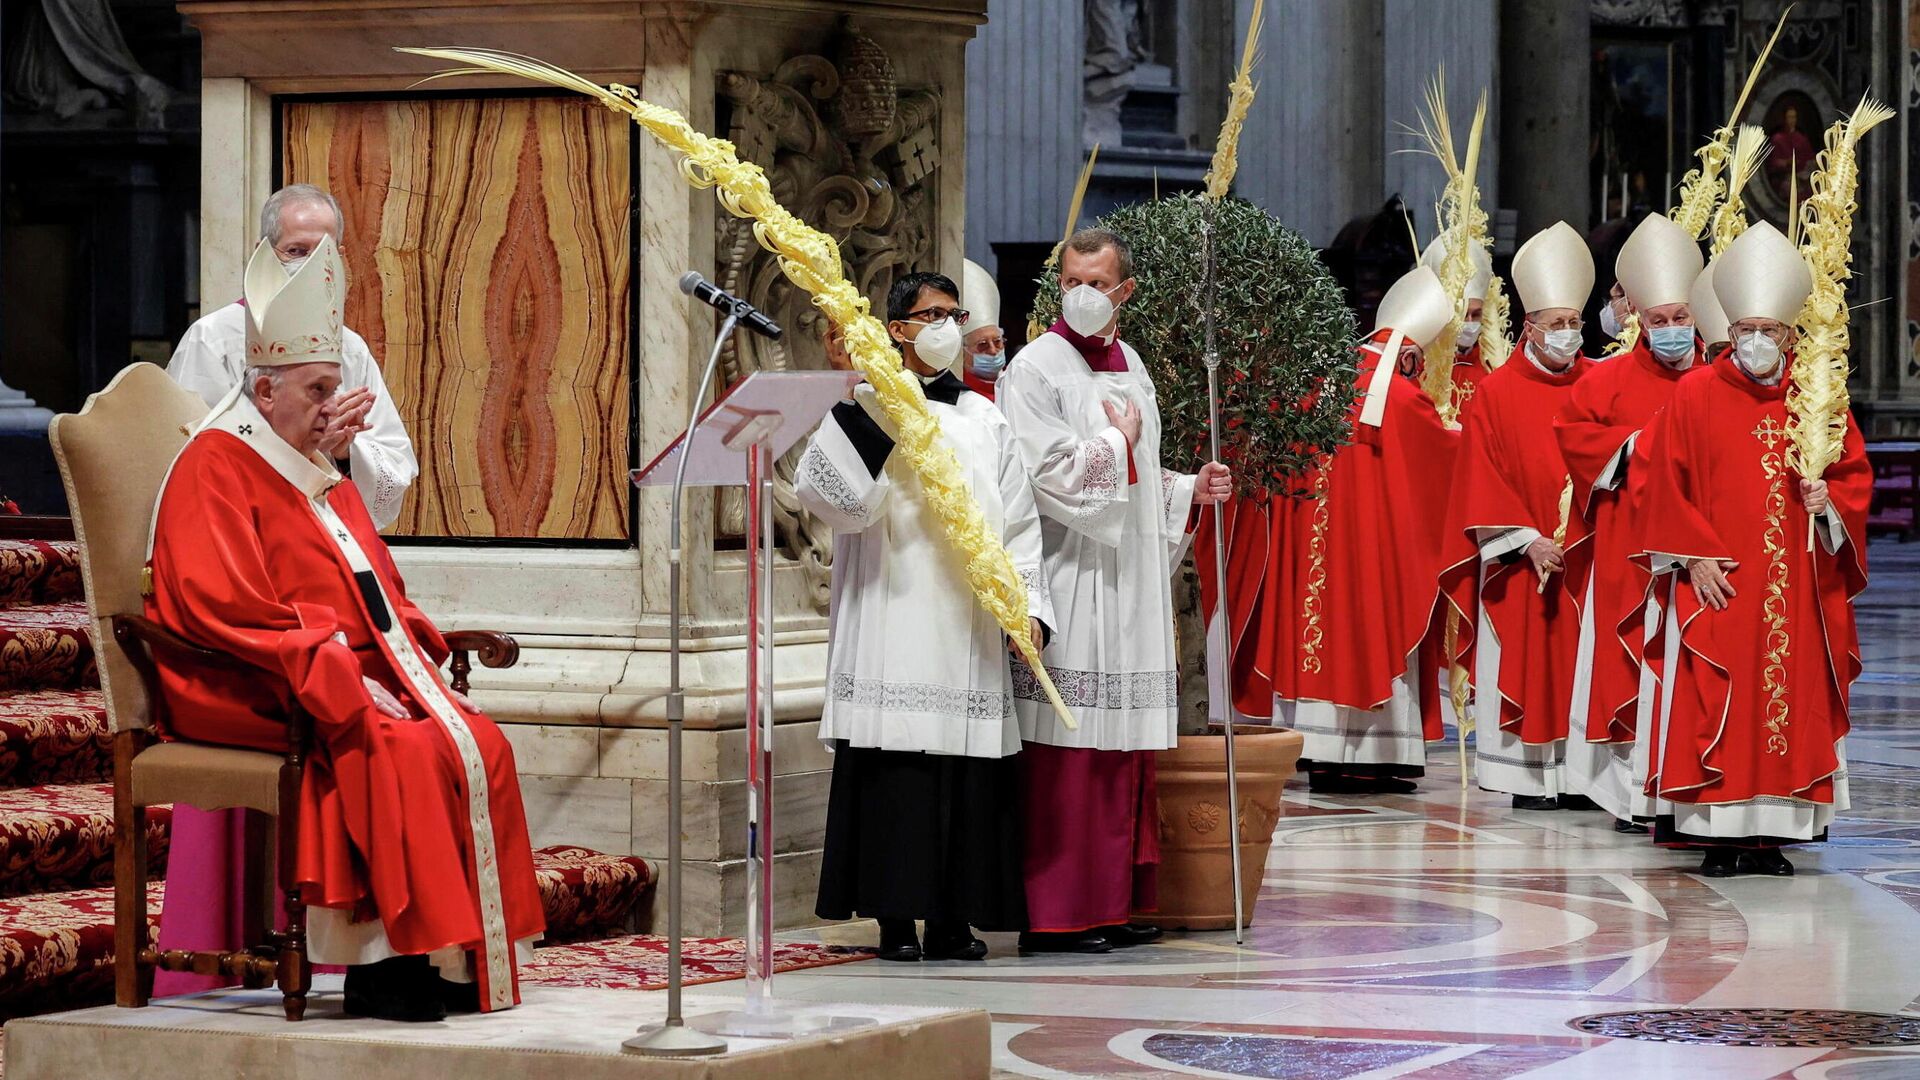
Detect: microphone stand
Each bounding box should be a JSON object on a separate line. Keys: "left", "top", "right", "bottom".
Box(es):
{"left": 624, "top": 311, "right": 739, "bottom": 1057}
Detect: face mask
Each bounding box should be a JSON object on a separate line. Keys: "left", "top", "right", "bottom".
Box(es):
{"left": 1455, "top": 321, "right": 1482, "bottom": 351}
{"left": 1599, "top": 303, "right": 1624, "bottom": 338}
{"left": 969, "top": 350, "right": 1007, "bottom": 379}
{"left": 279, "top": 255, "right": 310, "bottom": 276}
{"left": 1734, "top": 331, "right": 1783, "bottom": 378}
{"left": 908, "top": 317, "right": 962, "bottom": 369}
{"left": 1647, "top": 325, "right": 1697, "bottom": 364}
{"left": 1535, "top": 327, "right": 1583, "bottom": 363}
{"left": 1062, "top": 282, "right": 1122, "bottom": 337}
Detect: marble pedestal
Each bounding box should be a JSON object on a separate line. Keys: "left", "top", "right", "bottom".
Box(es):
{"left": 2, "top": 980, "right": 991, "bottom": 1079}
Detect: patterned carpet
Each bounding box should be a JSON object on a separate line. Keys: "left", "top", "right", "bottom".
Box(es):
{"left": 0, "top": 537, "right": 684, "bottom": 1030}
{"left": 523, "top": 935, "right": 875, "bottom": 992}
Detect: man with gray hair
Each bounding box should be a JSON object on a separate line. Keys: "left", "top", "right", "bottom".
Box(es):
{"left": 166, "top": 183, "right": 417, "bottom": 528}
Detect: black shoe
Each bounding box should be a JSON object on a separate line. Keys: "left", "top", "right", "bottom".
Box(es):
{"left": 877, "top": 918, "right": 922, "bottom": 962}
{"left": 1699, "top": 848, "right": 1741, "bottom": 878}
{"left": 1099, "top": 922, "right": 1164, "bottom": 948}
{"left": 343, "top": 956, "right": 447, "bottom": 1023}
{"left": 1613, "top": 818, "right": 1651, "bottom": 834}
{"left": 1511, "top": 794, "right": 1559, "bottom": 811}
{"left": 1739, "top": 849, "right": 1795, "bottom": 877}
{"left": 1365, "top": 777, "right": 1419, "bottom": 794}
{"left": 438, "top": 977, "right": 481, "bottom": 1014}
{"left": 1018, "top": 930, "right": 1113, "bottom": 955}
{"left": 923, "top": 922, "right": 989, "bottom": 961}
{"left": 1558, "top": 794, "right": 1599, "bottom": 812}
{"left": 1309, "top": 771, "right": 1365, "bottom": 793}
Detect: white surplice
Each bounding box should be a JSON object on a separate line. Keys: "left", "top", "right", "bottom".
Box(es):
{"left": 997, "top": 330, "right": 1196, "bottom": 752}
{"left": 798, "top": 373, "right": 1054, "bottom": 759}
{"left": 166, "top": 301, "right": 418, "bottom": 529}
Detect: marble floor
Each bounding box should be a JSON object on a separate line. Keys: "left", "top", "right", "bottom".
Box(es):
{"left": 755, "top": 539, "right": 1920, "bottom": 1078}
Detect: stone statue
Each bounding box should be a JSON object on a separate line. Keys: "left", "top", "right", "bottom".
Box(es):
{"left": 715, "top": 20, "right": 943, "bottom": 610}
{"left": 1083, "top": 0, "right": 1150, "bottom": 148}
{"left": 3, "top": 0, "right": 174, "bottom": 128}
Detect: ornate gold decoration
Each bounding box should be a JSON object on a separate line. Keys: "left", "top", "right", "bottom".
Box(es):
{"left": 398, "top": 46, "right": 1076, "bottom": 729}
{"left": 710, "top": 25, "right": 942, "bottom": 607}
{"left": 1299, "top": 463, "right": 1332, "bottom": 673}
{"left": 1753, "top": 415, "right": 1792, "bottom": 756}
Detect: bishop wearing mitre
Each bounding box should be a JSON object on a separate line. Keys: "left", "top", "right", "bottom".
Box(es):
{"left": 1237, "top": 266, "right": 1459, "bottom": 793}
{"left": 1420, "top": 237, "right": 1496, "bottom": 415}
{"left": 1441, "top": 222, "right": 1595, "bottom": 810}
{"left": 145, "top": 235, "right": 544, "bottom": 1021}
{"left": 1552, "top": 213, "right": 1704, "bottom": 828}
{"left": 1635, "top": 222, "right": 1871, "bottom": 877}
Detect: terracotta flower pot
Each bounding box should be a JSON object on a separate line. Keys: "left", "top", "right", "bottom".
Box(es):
{"left": 1137, "top": 724, "right": 1303, "bottom": 931}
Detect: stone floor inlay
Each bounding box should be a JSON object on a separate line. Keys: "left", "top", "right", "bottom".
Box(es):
{"left": 1567, "top": 1008, "right": 1920, "bottom": 1048}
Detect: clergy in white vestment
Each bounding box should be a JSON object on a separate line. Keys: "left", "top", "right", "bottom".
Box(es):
{"left": 997, "top": 228, "right": 1232, "bottom": 954}
{"left": 803, "top": 271, "right": 1054, "bottom": 963}
{"left": 167, "top": 184, "right": 418, "bottom": 529}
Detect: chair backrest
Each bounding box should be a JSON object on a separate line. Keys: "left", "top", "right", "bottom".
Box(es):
{"left": 49, "top": 363, "right": 209, "bottom": 733}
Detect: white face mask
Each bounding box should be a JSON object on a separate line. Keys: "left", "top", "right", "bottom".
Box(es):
{"left": 1534, "top": 327, "right": 1583, "bottom": 364}
{"left": 1062, "top": 282, "right": 1123, "bottom": 337}
{"left": 1455, "top": 321, "right": 1483, "bottom": 351}
{"left": 907, "top": 316, "right": 962, "bottom": 369}
{"left": 1599, "top": 303, "right": 1624, "bottom": 338}
{"left": 1734, "top": 330, "right": 1784, "bottom": 379}
{"left": 279, "top": 254, "right": 310, "bottom": 276}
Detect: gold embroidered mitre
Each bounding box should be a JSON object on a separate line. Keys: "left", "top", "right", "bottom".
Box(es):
{"left": 1712, "top": 221, "right": 1812, "bottom": 326}
{"left": 243, "top": 234, "right": 345, "bottom": 366}
{"left": 1616, "top": 212, "right": 1704, "bottom": 312}
{"left": 1510, "top": 221, "right": 1594, "bottom": 314}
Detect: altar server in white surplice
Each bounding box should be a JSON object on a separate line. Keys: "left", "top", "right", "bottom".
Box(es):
{"left": 998, "top": 228, "right": 1232, "bottom": 955}
{"left": 804, "top": 270, "right": 1054, "bottom": 964}
{"left": 167, "top": 184, "right": 417, "bottom": 528}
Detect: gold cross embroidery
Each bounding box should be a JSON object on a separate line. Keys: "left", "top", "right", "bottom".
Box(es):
{"left": 1751, "top": 416, "right": 1787, "bottom": 448}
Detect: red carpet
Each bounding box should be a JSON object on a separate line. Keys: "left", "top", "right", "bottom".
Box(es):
{"left": 523, "top": 934, "right": 875, "bottom": 991}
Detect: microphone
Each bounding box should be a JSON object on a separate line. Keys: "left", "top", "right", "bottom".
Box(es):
{"left": 678, "top": 271, "right": 783, "bottom": 340}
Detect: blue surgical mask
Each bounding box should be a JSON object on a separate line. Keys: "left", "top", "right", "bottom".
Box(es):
{"left": 969, "top": 351, "right": 1007, "bottom": 379}
{"left": 1646, "top": 325, "right": 1697, "bottom": 364}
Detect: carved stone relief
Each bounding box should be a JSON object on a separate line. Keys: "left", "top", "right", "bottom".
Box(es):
{"left": 714, "top": 21, "right": 942, "bottom": 611}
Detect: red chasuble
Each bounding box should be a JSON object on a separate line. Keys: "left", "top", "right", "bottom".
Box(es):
{"left": 1449, "top": 342, "right": 1492, "bottom": 417}
{"left": 1235, "top": 344, "right": 1459, "bottom": 726}
{"left": 1635, "top": 361, "right": 1871, "bottom": 807}
{"left": 146, "top": 430, "right": 545, "bottom": 1010}
{"left": 1553, "top": 341, "right": 1698, "bottom": 742}
{"left": 1440, "top": 346, "right": 1593, "bottom": 744}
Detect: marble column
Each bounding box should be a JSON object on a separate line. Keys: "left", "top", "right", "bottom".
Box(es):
{"left": 1382, "top": 0, "right": 1500, "bottom": 244}
{"left": 1233, "top": 0, "right": 1385, "bottom": 248}
{"left": 1499, "top": 0, "right": 1590, "bottom": 239}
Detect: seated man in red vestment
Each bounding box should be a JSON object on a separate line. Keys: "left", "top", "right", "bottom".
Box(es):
{"left": 144, "top": 235, "right": 545, "bottom": 1021}
{"left": 1636, "top": 222, "right": 1871, "bottom": 877}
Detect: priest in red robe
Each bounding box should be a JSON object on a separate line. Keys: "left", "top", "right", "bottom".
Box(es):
{"left": 1440, "top": 221, "right": 1595, "bottom": 810}
{"left": 1636, "top": 222, "right": 1871, "bottom": 877}
{"left": 1421, "top": 238, "right": 1495, "bottom": 415}
{"left": 1238, "top": 266, "right": 1458, "bottom": 792}
{"left": 145, "top": 235, "right": 544, "bottom": 1020}
{"left": 1553, "top": 213, "right": 1703, "bottom": 830}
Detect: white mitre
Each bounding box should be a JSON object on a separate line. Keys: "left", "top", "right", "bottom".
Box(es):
{"left": 961, "top": 258, "right": 1000, "bottom": 331}
{"left": 1420, "top": 237, "right": 1492, "bottom": 302}
{"left": 244, "top": 234, "right": 345, "bottom": 367}
{"left": 1616, "top": 213, "right": 1704, "bottom": 311}
{"left": 1689, "top": 259, "right": 1731, "bottom": 346}
{"left": 1712, "top": 221, "right": 1813, "bottom": 325}
{"left": 1510, "top": 221, "right": 1595, "bottom": 314}
{"left": 1374, "top": 265, "right": 1454, "bottom": 349}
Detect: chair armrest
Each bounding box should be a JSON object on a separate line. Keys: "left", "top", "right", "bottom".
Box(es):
{"left": 114, "top": 614, "right": 258, "bottom": 675}
{"left": 442, "top": 630, "right": 520, "bottom": 697}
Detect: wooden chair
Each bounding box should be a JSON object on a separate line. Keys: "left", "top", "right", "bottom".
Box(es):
{"left": 50, "top": 363, "right": 520, "bottom": 1020}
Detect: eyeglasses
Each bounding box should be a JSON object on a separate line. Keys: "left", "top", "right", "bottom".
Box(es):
{"left": 1532, "top": 317, "right": 1584, "bottom": 332}
{"left": 1729, "top": 323, "right": 1787, "bottom": 343}
{"left": 904, "top": 307, "right": 970, "bottom": 326}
